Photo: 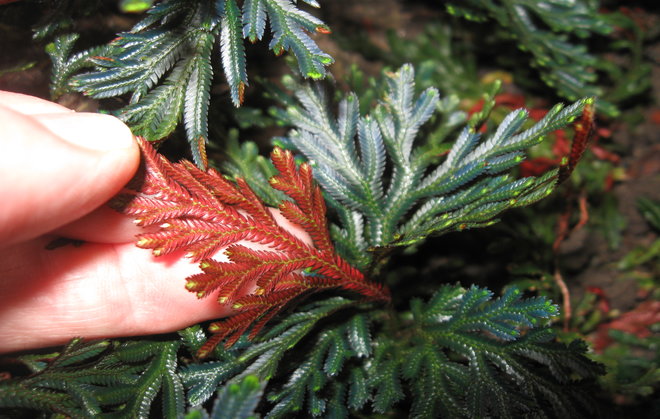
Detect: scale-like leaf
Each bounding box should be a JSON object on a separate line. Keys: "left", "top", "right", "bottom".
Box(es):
{"left": 54, "top": 0, "right": 333, "bottom": 168}
{"left": 279, "top": 65, "right": 593, "bottom": 271}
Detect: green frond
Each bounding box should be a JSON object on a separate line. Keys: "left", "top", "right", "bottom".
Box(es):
{"left": 111, "top": 340, "right": 162, "bottom": 363}
{"left": 279, "top": 65, "right": 589, "bottom": 269}
{"left": 0, "top": 383, "right": 76, "bottom": 415}
{"left": 50, "top": 338, "right": 111, "bottom": 368}
{"left": 405, "top": 284, "right": 602, "bottom": 417}
{"left": 369, "top": 358, "right": 404, "bottom": 413}
{"left": 0, "top": 339, "right": 186, "bottom": 417}
{"left": 321, "top": 284, "right": 605, "bottom": 418}
{"left": 264, "top": 309, "right": 378, "bottom": 417}
{"left": 265, "top": 0, "right": 333, "bottom": 79}
{"left": 182, "top": 361, "right": 244, "bottom": 406}
{"left": 346, "top": 313, "right": 372, "bottom": 358}
{"left": 221, "top": 131, "right": 283, "bottom": 206}
{"left": 46, "top": 34, "right": 106, "bottom": 99}
{"left": 0, "top": 287, "right": 602, "bottom": 418}
{"left": 184, "top": 27, "right": 215, "bottom": 167}
{"left": 266, "top": 330, "right": 349, "bottom": 416}
{"left": 181, "top": 298, "right": 357, "bottom": 408}
{"left": 208, "top": 375, "right": 265, "bottom": 419}
{"left": 447, "top": 0, "right": 617, "bottom": 115}
{"left": 347, "top": 367, "right": 369, "bottom": 410}
{"left": 325, "top": 381, "right": 349, "bottom": 419}
{"left": 243, "top": 0, "right": 267, "bottom": 42}
{"left": 52, "top": 0, "right": 333, "bottom": 168}
{"left": 102, "top": 341, "right": 184, "bottom": 418}
{"left": 220, "top": 0, "right": 248, "bottom": 106}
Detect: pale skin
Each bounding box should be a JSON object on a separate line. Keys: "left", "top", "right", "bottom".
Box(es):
{"left": 0, "top": 91, "right": 308, "bottom": 354}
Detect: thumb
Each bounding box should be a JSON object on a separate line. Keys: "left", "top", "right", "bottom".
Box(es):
{"left": 0, "top": 106, "right": 139, "bottom": 246}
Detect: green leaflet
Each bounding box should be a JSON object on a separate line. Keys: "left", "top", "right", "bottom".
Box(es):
{"left": 46, "top": 34, "right": 108, "bottom": 100}
{"left": 52, "top": 0, "right": 333, "bottom": 168}
{"left": 0, "top": 339, "right": 137, "bottom": 417}
{"left": 95, "top": 340, "right": 185, "bottom": 419}
{"left": 220, "top": 0, "right": 247, "bottom": 106}
{"left": 264, "top": 0, "right": 333, "bottom": 78}
{"left": 180, "top": 297, "right": 356, "bottom": 407}
{"left": 208, "top": 375, "right": 265, "bottom": 419}
{"left": 5, "top": 339, "right": 185, "bottom": 418}
{"left": 220, "top": 130, "right": 283, "bottom": 207}
{"left": 277, "top": 64, "right": 591, "bottom": 271}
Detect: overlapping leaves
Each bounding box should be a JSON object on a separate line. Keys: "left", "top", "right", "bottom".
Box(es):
{"left": 54, "top": 0, "right": 333, "bottom": 167}
{"left": 0, "top": 286, "right": 603, "bottom": 418}
{"left": 278, "top": 64, "right": 592, "bottom": 270}
{"left": 0, "top": 339, "right": 184, "bottom": 418}
{"left": 446, "top": 0, "right": 616, "bottom": 115}
{"left": 183, "top": 285, "right": 603, "bottom": 418}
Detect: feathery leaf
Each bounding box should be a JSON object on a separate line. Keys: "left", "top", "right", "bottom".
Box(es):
{"left": 116, "top": 138, "right": 389, "bottom": 356}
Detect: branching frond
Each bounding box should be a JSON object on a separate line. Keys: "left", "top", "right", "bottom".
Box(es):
{"left": 115, "top": 138, "right": 388, "bottom": 355}
{"left": 46, "top": 33, "right": 107, "bottom": 100}
{"left": 53, "top": 0, "right": 333, "bottom": 168}
{"left": 0, "top": 291, "right": 602, "bottom": 418}
{"left": 0, "top": 339, "right": 183, "bottom": 418}
{"left": 279, "top": 64, "right": 593, "bottom": 271}
{"left": 446, "top": 0, "right": 615, "bottom": 115}
{"left": 180, "top": 297, "right": 357, "bottom": 406}
{"left": 181, "top": 285, "right": 603, "bottom": 418}
{"left": 356, "top": 284, "right": 605, "bottom": 418}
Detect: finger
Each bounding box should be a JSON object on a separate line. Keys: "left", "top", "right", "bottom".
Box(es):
{"left": 0, "top": 108, "right": 139, "bottom": 246}
{"left": 0, "top": 239, "right": 236, "bottom": 353}
{"left": 0, "top": 207, "right": 315, "bottom": 353}
{"left": 0, "top": 90, "right": 74, "bottom": 115}
{"left": 54, "top": 205, "right": 145, "bottom": 244}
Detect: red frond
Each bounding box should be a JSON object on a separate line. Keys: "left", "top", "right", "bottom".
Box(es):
{"left": 270, "top": 149, "right": 334, "bottom": 253}
{"left": 270, "top": 149, "right": 313, "bottom": 213}
{"left": 196, "top": 334, "right": 224, "bottom": 359}
{"left": 185, "top": 271, "right": 224, "bottom": 298}
{"left": 118, "top": 139, "right": 390, "bottom": 358}
{"left": 202, "top": 168, "right": 246, "bottom": 205}
{"left": 235, "top": 178, "right": 276, "bottom": 225}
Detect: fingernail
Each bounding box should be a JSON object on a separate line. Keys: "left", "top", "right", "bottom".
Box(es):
{"left": 36, "top": 112, "right": 135, "bottom": 152}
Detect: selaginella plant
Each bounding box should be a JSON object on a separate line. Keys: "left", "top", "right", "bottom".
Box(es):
{"left": 48, "top": 0, "right": 333, "bottom": 167}
{"left": 0, "top": 1, "right": 611, "bottom": 418}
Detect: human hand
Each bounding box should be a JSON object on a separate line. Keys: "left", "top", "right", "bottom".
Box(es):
{"left": 0, "top": 91, "right": 235, "bottom": 353}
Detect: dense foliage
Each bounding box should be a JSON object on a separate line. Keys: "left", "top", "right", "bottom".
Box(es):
{"left": 1, "top": 0, "right": 657, "bottom": 417}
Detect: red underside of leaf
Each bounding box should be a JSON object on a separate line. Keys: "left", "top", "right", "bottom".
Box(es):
{"left": 116, "top": 139, "right": 390, "bottom": 357}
